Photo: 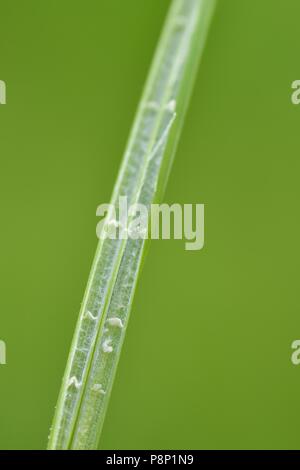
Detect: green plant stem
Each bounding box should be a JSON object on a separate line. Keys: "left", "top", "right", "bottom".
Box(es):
{"left": 48, "top": 0, "right": 216, "bottom": 450}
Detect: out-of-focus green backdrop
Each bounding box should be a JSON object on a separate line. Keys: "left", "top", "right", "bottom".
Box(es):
{"left": 0, "top": 0, "right": 300, "bottom": 450}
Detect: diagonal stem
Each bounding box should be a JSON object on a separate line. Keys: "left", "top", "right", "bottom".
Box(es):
{"left": 48, "top": 0, "right": 217, "bottom": 450}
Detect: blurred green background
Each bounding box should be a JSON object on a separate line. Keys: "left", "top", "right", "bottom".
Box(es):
{"left": 0, "top": 0, "right": 300, "bottom": 450}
